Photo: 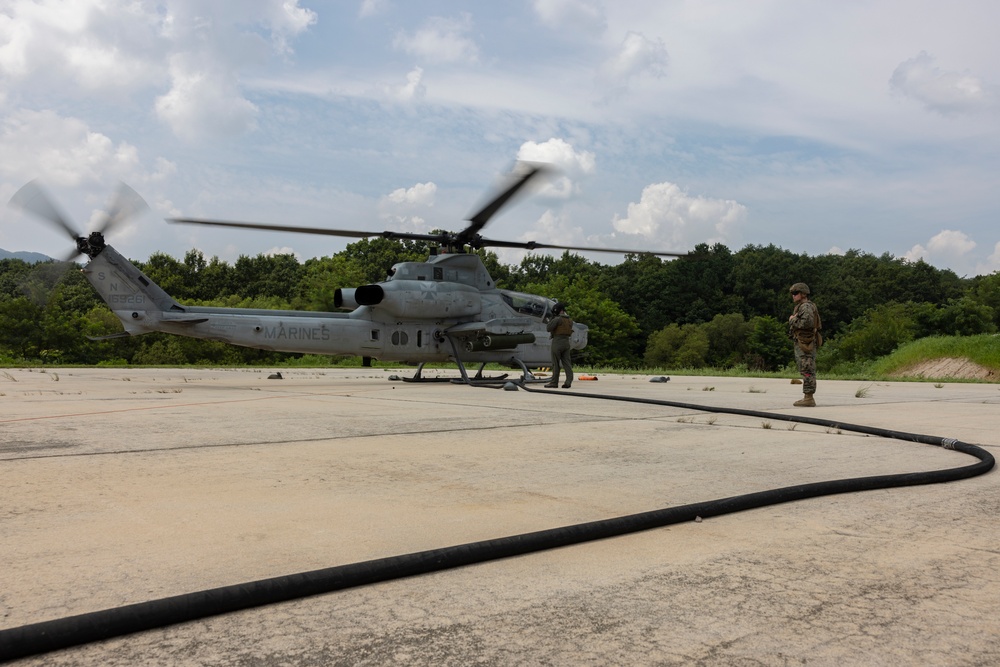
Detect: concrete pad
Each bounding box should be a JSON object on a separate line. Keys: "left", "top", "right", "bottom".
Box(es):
{"left": 1, "top": 368, "right": 998, "bottom": 666}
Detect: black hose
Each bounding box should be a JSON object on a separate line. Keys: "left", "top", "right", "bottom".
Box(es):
{"left": 1, "top": 387, "right": 993, "bottom": 663}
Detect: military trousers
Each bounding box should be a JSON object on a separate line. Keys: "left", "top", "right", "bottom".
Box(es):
{"left": 550, "top": 336, "right": 573, "bottom": 386}
{"left": 794, "top": 343, "right": 817, "bottom": 395}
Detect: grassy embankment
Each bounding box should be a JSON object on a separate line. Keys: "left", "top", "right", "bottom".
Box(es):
{"left": 867, "top": 334, "right": 1000, "bottom": 378}
{"left": 591, "top": 334, "right": 1000, "bottom": 383}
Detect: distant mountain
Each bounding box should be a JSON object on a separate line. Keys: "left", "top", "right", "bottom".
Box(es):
{"left": 0, "top": 248, "right": 53, "bottom": 263}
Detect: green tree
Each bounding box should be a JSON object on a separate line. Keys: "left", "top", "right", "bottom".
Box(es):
{"left": 730, "top": 244, "right": 810, "bottom": 321}
{"left": 296, "top": 255, "right": 367, "bottom": 311}
{"left": 600, "top": 253, "right": 676, "bottom": 345}
{"left": 140, "top": 252, "right": 193, "bottom": 299}
{"left": 969, "top": 271, "right": 1000, "bottom": 326}
{"left": 194, "top": 254, "right": 236, "bottom": 301}
{"left": 703, "top": 313, "right": 752, "bottom": 367}
{"left": 510, "top": 251, "right": 601, "bottom": 292}
{"left": 233, "top": 253, "right": 303, "bottom": 301}
{"left": 342, "top": 238, "right": 429, "bottom": 284}
{"left": 0, "top": 297, "right": 43, "bottom": 359}
{"left": 936, "top": 297, "right": 996, "bottom": 336}
{"left": 666, "top": 243, "right": 739, "bottom": 324}
{"left": 644, "top": 323, "right": 709, "bottom": 368}
{"left": 0, "top": 258, "right": 39, "bottom": 299}
{"left": 835, "top": 302, "right": 919, "bottom": 362}
{"left": 522, "top": 273, "right": 640, "bottom": 367}
{"left": 745, "top": 316, "right": 791, "bottom": 371}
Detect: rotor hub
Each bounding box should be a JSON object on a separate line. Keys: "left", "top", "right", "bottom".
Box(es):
{"left": 77, "top": 232, "right": 107, "bottom": 259}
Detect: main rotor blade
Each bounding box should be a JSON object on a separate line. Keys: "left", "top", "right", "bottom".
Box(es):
{"left": 476, "top": 237, "right": 688, "bottom": 258}
{"left": 169, "top": 217, "right": 686, "bottom": 256}
{"left": 8, "top": 180, "right": 81, "bottom": 242}
{"left": 168, "top": 217, "right": 443, "bottom": 244}
{"left": 458, "top": 163, "right": 549, "bottom": 245}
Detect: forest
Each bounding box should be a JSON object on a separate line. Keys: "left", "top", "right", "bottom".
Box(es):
{"left": 1, "top": 237, "right": 998, "bottom": 373}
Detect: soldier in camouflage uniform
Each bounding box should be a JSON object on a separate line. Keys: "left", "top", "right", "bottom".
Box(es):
{"left": 788, "top": 282, "right": 821, "bottom": 407}
{"left": 545, "top": 302, "right": 574, "bottom": 388}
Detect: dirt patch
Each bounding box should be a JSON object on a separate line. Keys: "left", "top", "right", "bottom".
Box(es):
{"left": 894, "top": 357, "right": 998, "bottom": 381}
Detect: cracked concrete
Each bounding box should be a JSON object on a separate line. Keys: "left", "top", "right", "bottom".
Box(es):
{"left": 1, "top": 368, "right": 998, "bottom": 666}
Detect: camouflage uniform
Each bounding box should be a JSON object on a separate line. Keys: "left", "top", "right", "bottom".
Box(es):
{"left": 545, "top": 304, "right": 574, "bottom": 388}
{"left": 788, "top": 285, "right": 821, "bottom": 403}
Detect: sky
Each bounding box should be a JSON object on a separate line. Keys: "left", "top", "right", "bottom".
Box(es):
{"left": 0, "top": 0, "right": 998, "bottom": 277}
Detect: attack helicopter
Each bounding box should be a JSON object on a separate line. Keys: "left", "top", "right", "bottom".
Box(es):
{"left": 9, "top": 164, "right": 685, "bottom": 384}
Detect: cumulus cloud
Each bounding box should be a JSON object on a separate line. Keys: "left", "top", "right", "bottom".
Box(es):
{"left": 0, "top": 1, "right": 317, "bottom": 142}
{"left": 155, "top": 55, "right": 260, "bottom": 141}
{"left": 598, "top": 31, "right": 668, "bottom": 93}
{"left": 358, "top": 0, "right": 390, "bottom": 19}
{"left": 0, "top": 109, "right": 140, "bottom": 186}
{"left": 386, "top": 66, "right": 427, "bottom": 102}
{"left": 383, "top": 182, "right": 436, "bottom": 207}
{"left": 524, "top": 209, "right": 584, "bottom": 246}
{"left": 903, "top": 244, "right": 928, "bottom": 262}
{"left": 532, "top": 0, "right": 606, "bottom": 36}
{"left": 378, "top": 181, "right": 436, "bottom": 230}
{"left": 904, "top": 229, "right": 977, "bottom": 270}
{"left": 264, "top": 0, "right": 318, "bottom": 55}
{"left": 890, "top": 51, "right": 998, "bottom": 115}
{"left": 0, "top": 107, "right": 178, "bottom": 252}
{"left": 393, "top": 14, "right": 479, "bottom": 64}
{"left": 980, "top": 242, "right": 1000, "bottom": 275}
{"left": 612, "top": 182, "right": 747, "bottom": 251}
{"left": 517, "top": 138, "right": 596, "bottom": 199}
{"left": 928, "top": 229, "right": 976, "bottom": 256}
{"left": 151, "top": 2, "right": 318, "bottom": 139}
{"left": 0, "top": 0, "right": 165, "bottom": 94}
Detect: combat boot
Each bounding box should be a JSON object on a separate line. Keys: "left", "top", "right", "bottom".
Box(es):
{"left": 793, "top": 393, "right": 816, "bottom": 407}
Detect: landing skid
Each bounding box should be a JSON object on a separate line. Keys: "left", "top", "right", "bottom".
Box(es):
{"left": 395, "top": 339, "right": 545, "bottom": 386}
{"left": 398, "top": 362, "right": 509, "bottom": 384}
{"left": 399, "top": 363, "right": 453, "bottom": 383}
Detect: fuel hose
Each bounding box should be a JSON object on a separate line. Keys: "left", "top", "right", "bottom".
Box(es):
{"left": 0, "top": 386, "right": 993, "bottom": 663}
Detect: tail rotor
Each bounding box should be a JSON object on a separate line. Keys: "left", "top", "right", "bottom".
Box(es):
{"left": 9, "top": 180, "right": 149, "bottom": 261}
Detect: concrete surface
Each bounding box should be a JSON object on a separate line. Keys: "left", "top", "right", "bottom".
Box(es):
{"left": 1, "top": 367, "right": 998, "bottom": 666}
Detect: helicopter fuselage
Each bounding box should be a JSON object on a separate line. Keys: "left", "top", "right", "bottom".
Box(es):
{"left": 82, "top": 244, "right": 588, "bottom": 368}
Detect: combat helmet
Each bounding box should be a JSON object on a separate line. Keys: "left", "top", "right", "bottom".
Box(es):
{"left": 789, "top": 282, "right": 810, "bottom": 295}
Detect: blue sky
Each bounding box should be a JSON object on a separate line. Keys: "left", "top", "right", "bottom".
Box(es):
{"left": 1, "top": 0, "right": 998, "bottom": 276}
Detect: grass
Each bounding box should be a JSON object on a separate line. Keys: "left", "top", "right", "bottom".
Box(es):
{"left": 868, "top": 335, "right": 1000, "bottom": 377}
{"left": 607, "top": 335, "right": 1000, "bottom": 383}
{"left": 3, "top": 335, "right": 999, "bottom": 383}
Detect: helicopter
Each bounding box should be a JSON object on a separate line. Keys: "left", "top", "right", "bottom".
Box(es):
{"left": 9, "top": 164, "right": 685, "bottom": 384}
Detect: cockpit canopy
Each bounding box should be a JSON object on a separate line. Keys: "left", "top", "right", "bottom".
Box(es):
{"left": 500, "top": 290, "right": 552, "bottom": 320}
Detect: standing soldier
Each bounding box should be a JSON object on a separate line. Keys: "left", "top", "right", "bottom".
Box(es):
{"left": 788, "top": 282, "right": 821, "bottom": 407}
{"left": 545, "top": 302, "right": 574, "bottom": 388}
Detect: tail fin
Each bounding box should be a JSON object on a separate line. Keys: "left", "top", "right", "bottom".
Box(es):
{"left": 81, "top": 245, "right": 185, "bottom": 335}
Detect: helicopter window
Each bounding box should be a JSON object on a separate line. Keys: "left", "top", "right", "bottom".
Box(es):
{"left": 417, "top": 330, "right": 423, "bottom": 347}
{"left": 434, "top": 268, "right": 443, "bottom": 280}
{"left": 391, "top": 331, "right": 409, "bottom": 346}
{"left": 371, "top": 330, "right": 379, "bottom": 341}
{"left": 500, "top": 292, "right": 547, "bottom": 319}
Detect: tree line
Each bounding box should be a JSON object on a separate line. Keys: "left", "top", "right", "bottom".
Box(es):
{"left": 1, "top": 238, "right": 997, "bottom": 371}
